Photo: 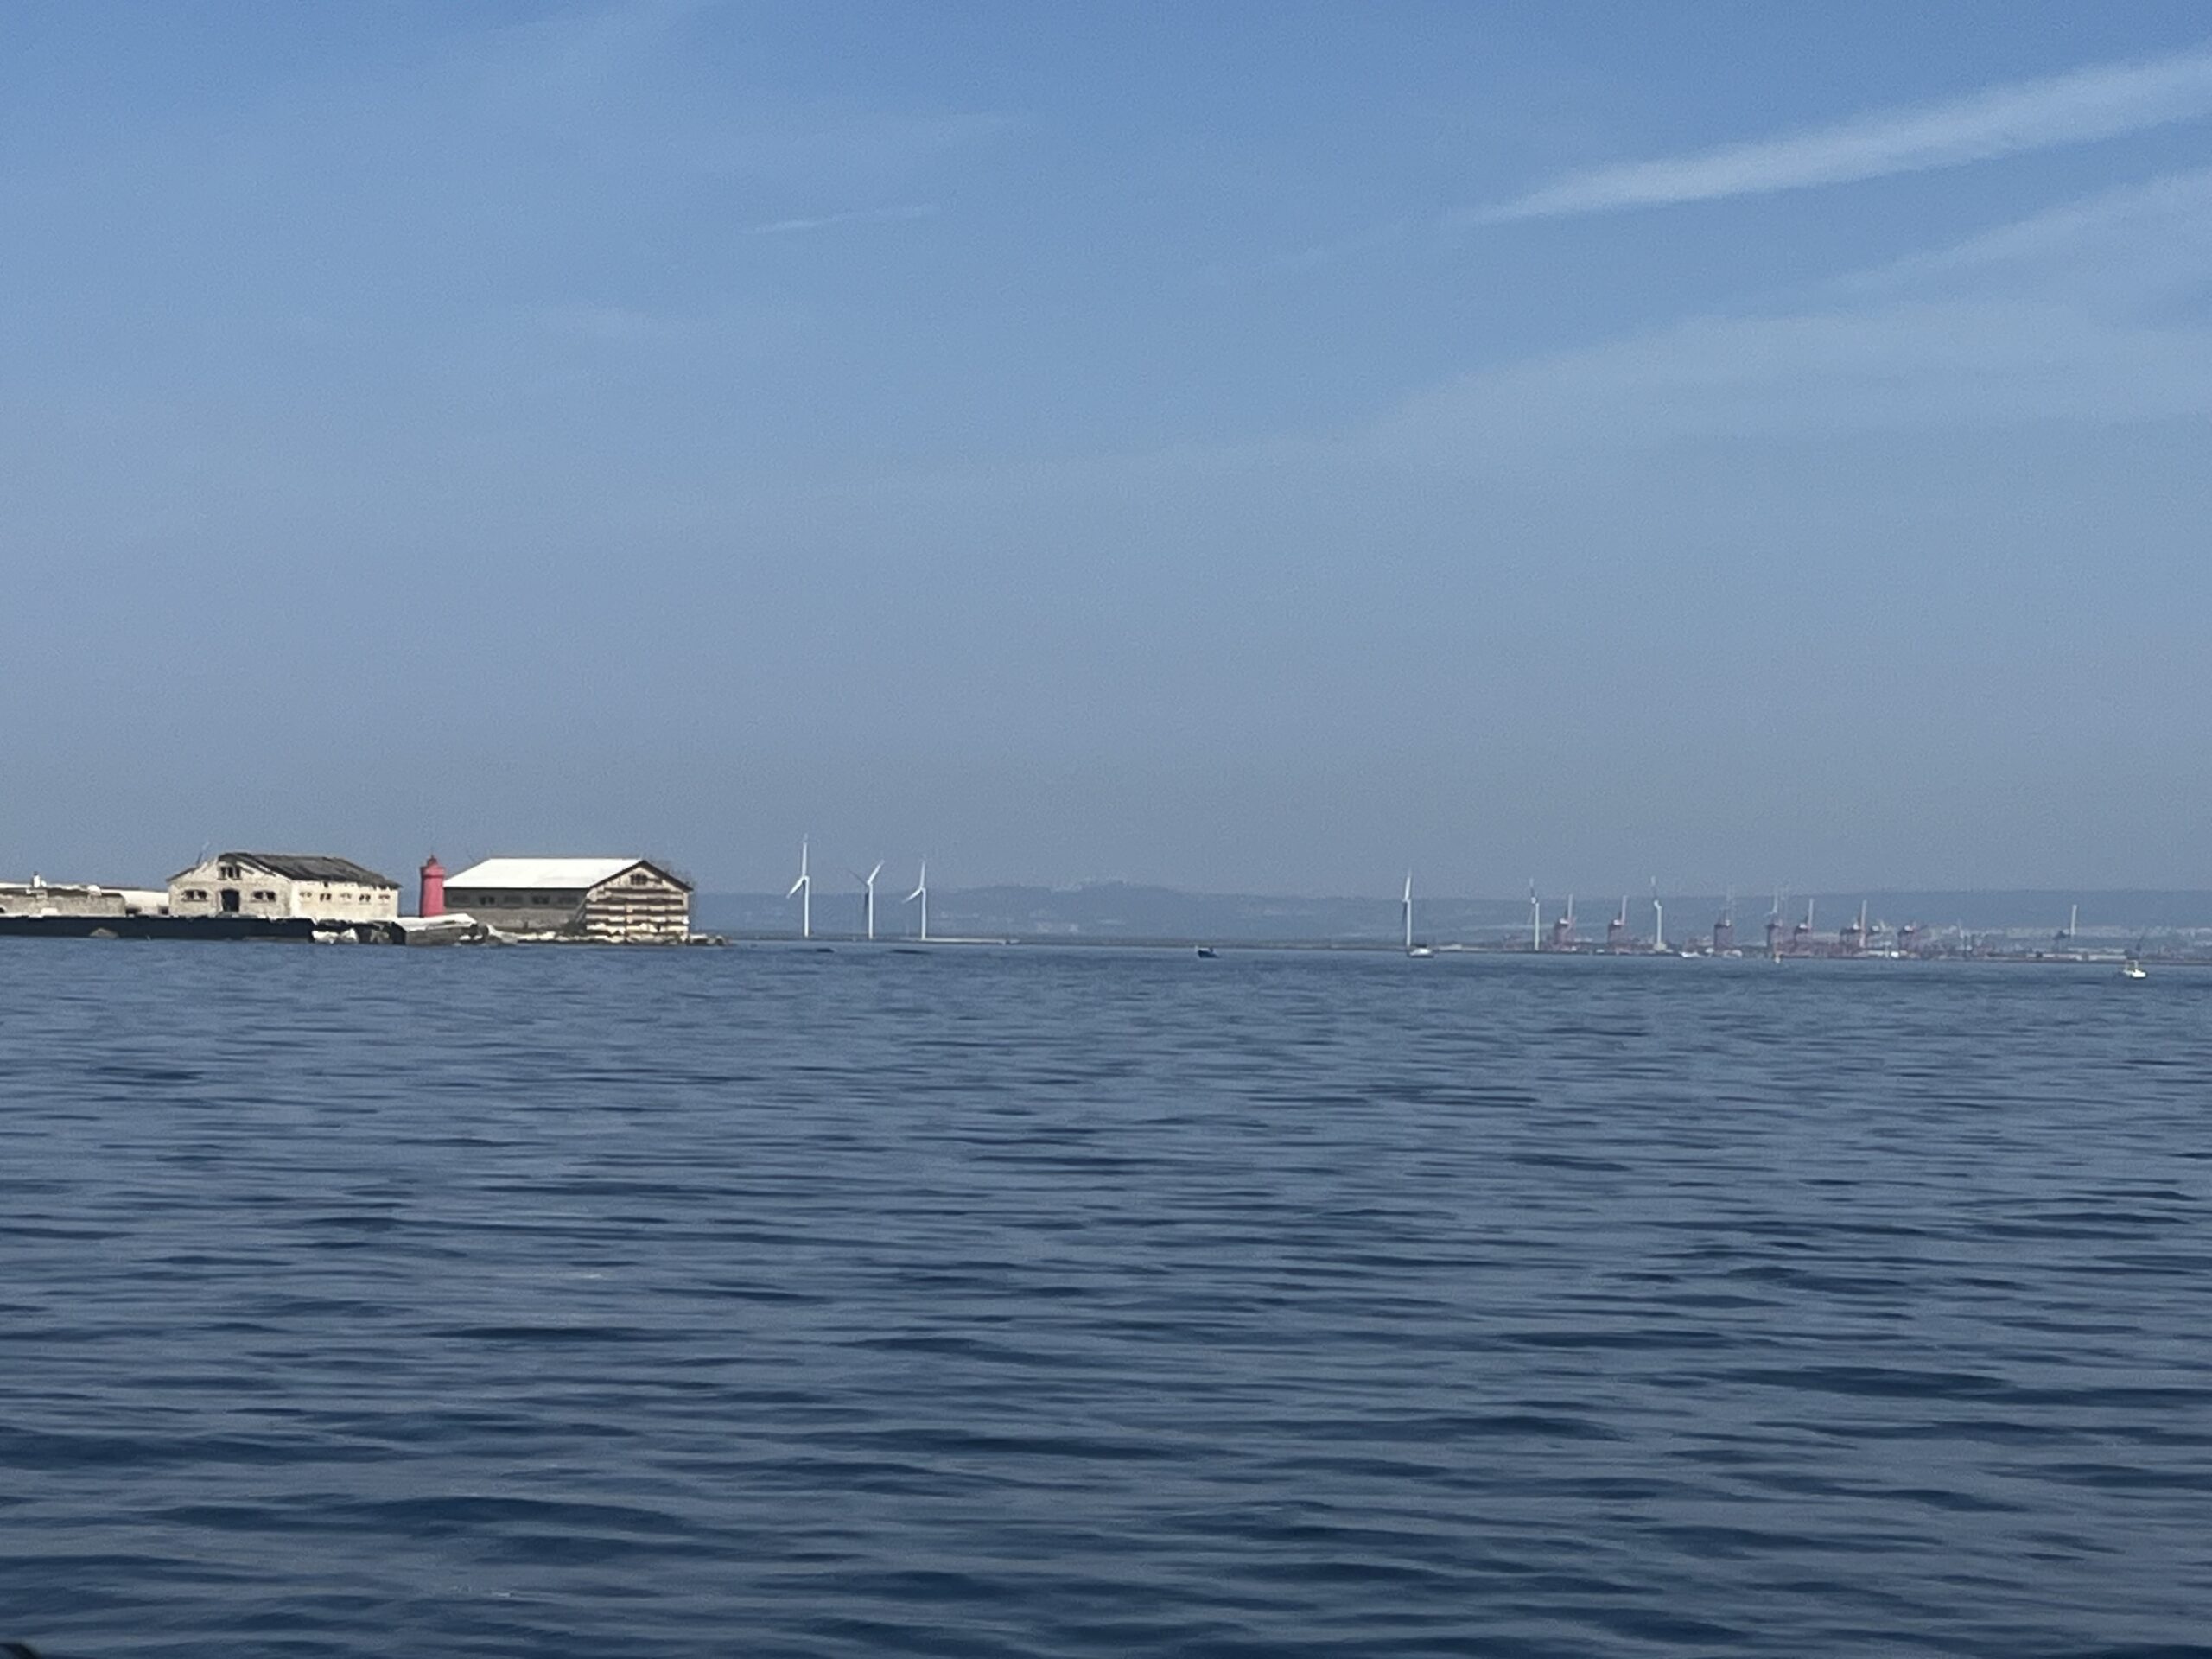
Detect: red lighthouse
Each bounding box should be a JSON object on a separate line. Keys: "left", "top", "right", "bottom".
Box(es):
{"left": 418, "top": 855, "right": 446, "bottom": 918}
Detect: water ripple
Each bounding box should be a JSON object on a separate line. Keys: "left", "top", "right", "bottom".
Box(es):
{"left": 3, "top": 944, "right": 2210, "bottom": 1656}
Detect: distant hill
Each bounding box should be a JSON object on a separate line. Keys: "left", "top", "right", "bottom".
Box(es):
{"left": 694, "top": 884, "right": 2212, "bottom": 944}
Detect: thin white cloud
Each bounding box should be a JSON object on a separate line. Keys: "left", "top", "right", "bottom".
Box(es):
{"left": 1841, "top": 165, "right": 2212, "bottom": 302}
{"left": 1460, "top": 44, "right": 2212, "bottom": 225}
{"left": 1374, "top": 166, "right": 2212, "bottom": 469}
{"left": 1369, "top": 302, "right": 2212, "bottom": 473}
{"left": 741, "top": 202, "right": 939, "bottom": 236}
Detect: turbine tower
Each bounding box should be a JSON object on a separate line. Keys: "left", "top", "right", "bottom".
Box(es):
{"left": 1651, "top": 879, "right": 1664, "bottom": 953}
{"left": 1402, "top": 872, "right": 1414, "bottom": 952}
{"left": 787, "top": 836, "right": 811, "bottom": 940}
{"left": 853, "top": 861, "right": 883, "bottom": 942}
{"left": 906, "top": 859, "right": 929, "bottom": 942}
{"left": 1529, "top": 881, "right": 1541, "bottom": 951}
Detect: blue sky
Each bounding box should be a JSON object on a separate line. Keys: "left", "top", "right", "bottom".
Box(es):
{"left": 6, "top": 1, "right": 2212, "bottom": 895}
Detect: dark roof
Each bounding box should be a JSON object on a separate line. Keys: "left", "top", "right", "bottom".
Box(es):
{"left": 213, "top": 853, "right": 398, "bottom": 888}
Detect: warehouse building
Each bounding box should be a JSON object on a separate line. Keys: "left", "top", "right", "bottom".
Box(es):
{"left": 168, "top": 853, "right": 400, "bottom": 922}
{"left": 438, "top": 857, "right": 692, "bottom": 942}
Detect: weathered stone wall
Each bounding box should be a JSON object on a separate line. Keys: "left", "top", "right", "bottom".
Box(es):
{"left": 168, "top": 860, "right": 398, "bottom": 922}
{"left": 0, "top": 884, "right": 129, "bottom": 918}
{"left": 582, "top": 866, "right": 690, "bottom": 941}
{"left": 443, "top": 867, "right": 690, "bottom": 941}
{"left": 446, "top": 890, "right": 589, "bottom": 935}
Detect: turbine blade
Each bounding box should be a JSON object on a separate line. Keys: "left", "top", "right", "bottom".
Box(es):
{"left": 787, "top": 876, "right": 804, "bottom": 898}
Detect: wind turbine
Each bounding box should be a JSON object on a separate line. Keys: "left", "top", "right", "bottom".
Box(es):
{"left": 788, "top": 836, "right": 812, "bottom": 940}
{"left": 1651, "top": 879, "right": 1664, "bottom": 953}
{"left": 1529, "top": 881, "right": 1541, "bottom": 951}
{"left": 1402, "top": 872, "right": 1414, "bottom": 952}
{"left": 852, "top": 861, "right": 883, "bottom": 941}
{"left": 906, "top": 859, "right": 929, "bottom": 942}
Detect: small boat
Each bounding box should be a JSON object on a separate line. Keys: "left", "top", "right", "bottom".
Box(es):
{"left": 2120, "top": 957, "right": 2147, "bottom": 981}
{"left": 1194, "top": 946, "right": 1218, "bottom": 959}
{"left": 1406, "top": 944, "right": 1435, "bottom": 959}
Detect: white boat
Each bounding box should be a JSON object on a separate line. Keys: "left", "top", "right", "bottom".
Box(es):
{"left": 2120, "top": 957, "right": 2147, "bottom": 981}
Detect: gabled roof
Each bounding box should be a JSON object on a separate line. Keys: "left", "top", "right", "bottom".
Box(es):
{"left": 169, "top": 853, "right": 398, "bottom": 887}
{"left": 444, "top": 857, "right": 691, "bottom": 893}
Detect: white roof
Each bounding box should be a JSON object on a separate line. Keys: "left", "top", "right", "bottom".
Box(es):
{"left": 445, "top": 857, "right": 643, "bottom": 891}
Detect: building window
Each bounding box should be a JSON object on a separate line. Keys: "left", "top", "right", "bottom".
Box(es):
{"left": 252, "top": 890, "right": 275, "bottom": 901}
{"left": 630, "top": 873, "right": 652, "bottom": 885}
{"left": 219, "top": 863, "right": 241, "bottom": 880}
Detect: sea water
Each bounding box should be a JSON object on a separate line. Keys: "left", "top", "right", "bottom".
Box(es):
{"left": 3, "top": 941, "right": 2209, "bottom": 1656}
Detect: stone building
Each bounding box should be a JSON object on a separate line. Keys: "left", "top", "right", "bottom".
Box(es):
{"left": 0, "top": 879, "right": 166, "bottom": 918}
{"left": 167, "top": 853, "right": 400, "bottom": 922}
{"left": 440, "top": 857, "right": 692, "bottom": 942}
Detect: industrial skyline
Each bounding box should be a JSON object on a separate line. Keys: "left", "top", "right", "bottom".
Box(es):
{"left": 5, "top": 828, "right": 2196, "bottom": 951}
{"left": 5, "top": 829, "right": 2204, "bottom": 934}
{"left": 696, "top": 873, "right": 2212, "bottom": 948}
